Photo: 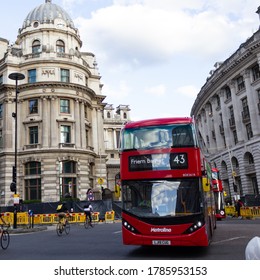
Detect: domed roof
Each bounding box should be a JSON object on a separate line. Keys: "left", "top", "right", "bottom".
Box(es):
{"left": 22, "top": 0, "right": 75, "bottom": 30}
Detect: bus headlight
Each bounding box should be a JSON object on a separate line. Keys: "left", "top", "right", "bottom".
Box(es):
{"left": 122, "top": 219, "right": 139, "bottom": 234}
{"left": 184, "top": 220, "right": 204, "bottom": 234}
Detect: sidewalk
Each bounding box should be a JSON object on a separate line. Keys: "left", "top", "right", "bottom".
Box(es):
{"left": 7, "top": 220, "right": 121, "bottom": 234}
{"left": 8, "top": 225, "right": 50, "bottom": 234}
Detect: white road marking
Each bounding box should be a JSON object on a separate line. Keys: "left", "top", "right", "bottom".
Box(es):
{"left": 212, "top": 236, "right": 248, "bottom": 244}
{"left": 113, "top": 230, "right": 122, "bottom": 234}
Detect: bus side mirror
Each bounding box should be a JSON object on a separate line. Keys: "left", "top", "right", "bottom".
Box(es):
{"left": 202, "top": 177, "right": 210, "bottom": 192}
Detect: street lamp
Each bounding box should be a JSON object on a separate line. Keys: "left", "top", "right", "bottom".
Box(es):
{"left": 8, "top": 72, "right": 25, "bottom": 229}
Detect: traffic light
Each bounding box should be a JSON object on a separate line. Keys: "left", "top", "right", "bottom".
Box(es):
{"left": 10, "top": 182, "right": 16, "bottom": 192}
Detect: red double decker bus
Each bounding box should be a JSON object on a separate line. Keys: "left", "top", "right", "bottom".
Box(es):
{"left": 119, "top": 117, "right": 216, "bottom": 247}
{"left": 212, "top": 168, "right": 226, "bottom": 220}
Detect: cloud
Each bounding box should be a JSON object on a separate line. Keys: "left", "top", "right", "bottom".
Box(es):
{"left": 145, "top": 84, "right": 166, "bottom": 96}
{"left": 102, "top": 80, "right": 130, "bottom": 100}
{"left": 64, "top": 0, "right": 260, "bottom": 120}
{"left": 74, "top": 0, "right": 260, "bottom": 69}
{"left": 62, "top": 0, "right": 85, "bottom": 8}
{"left": 176, "top": 85, "right": 198, "bottom": 98}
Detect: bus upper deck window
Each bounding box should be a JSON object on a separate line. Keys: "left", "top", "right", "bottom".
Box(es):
{"left": 172, "top": 125, "right": 194, "bottom": 147}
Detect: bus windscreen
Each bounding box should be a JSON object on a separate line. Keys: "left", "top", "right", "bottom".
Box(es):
{"left": 122, "top": 178, "right": 201, "bottom": 218}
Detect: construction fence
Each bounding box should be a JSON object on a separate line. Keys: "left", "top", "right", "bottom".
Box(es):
{"left": 1, "top": 205, "right": 259, "bottom": 227}
{"left": 0, "top": 210, "right": 116, "bottom": 227}
{"left": 225, "top": 205, "right": 260, "bottom": 219}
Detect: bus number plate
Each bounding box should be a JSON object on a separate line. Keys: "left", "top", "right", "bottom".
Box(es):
{"left": 152, "top": 240, "right": 171, "bottom": 246}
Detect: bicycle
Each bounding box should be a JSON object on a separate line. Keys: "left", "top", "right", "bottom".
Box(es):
{"left": 84, "top": 213, "right": 95, "bottom": 229}
{"left": 0, "top": 224, "right": 10, "bottom": 250}
{"left": 56, "top": 214, "right": 70, "bottom": 236}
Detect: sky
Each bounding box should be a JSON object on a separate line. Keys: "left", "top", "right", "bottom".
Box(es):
{"left": 1, "top": 0, "right": 260, "bottom": 121}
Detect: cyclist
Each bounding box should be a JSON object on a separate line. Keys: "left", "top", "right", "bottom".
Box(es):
{"left": 0, "top": 213, "right": 9, "bottom": 232}
{"left": 83, "top": 203, "right": 93, "bottom": 227}
{"left": 0, "top": 213, "right": 5, "bottom": 224}
{"left": 0, "top": 213, "right": 7, "bottom": 227}
{"left": 56, "top": 202, "right": 69, "bottom": 225}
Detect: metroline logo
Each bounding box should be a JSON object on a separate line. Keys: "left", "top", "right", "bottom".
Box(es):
{"left": 151, "top": 227, "right": 172, "bottom": 233}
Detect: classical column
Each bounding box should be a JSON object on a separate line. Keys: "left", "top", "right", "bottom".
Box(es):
{"left": 227, "top": 80, "right": 244, "bottom": 143}
{"left": 42, "top": 96, "right": 49, "bottom": 148}
{"left": 19, "top": 100, "right": 26, "bottom": 149}
{"left": 50, "top": 96, "right": 58, "bottom": 147}
{"left": 74, "top": 98, "right": 81, "bottom": 148}
{"left": 113, "top": 129, "right": 118, "bottom": 149}
{"left": 203, "top": 105, "right": 211, "bottom": 147}
{"left": 104, "top": 128, "right": 108, "bottom": 148}
{"left": 80, "top": 102, "right": 86, "bottom": 148}
{"left": 208, "top": 97, "right": 217, "bottom": 152}
{"left": 219, "top": 89, "right": 232, "bottom": 148}
{"left": 214, "top": 92, "right": 224, "bottom": 150}
{"left": 97, "top": 108, "right": 105, "bottom": 153}
{"left": 197, "top": 108, "right": 207, "bottom": 149}
{"left": 96, "top": 108, "right": 106, "bottom": 182}
{"left": 4, "top": 99, "right": 13, "bottom": 150}
{"left": 91, "top": 107, "right": 98, "bottom": 153}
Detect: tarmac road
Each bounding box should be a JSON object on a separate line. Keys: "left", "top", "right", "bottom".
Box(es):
{"left": 0, "top": 217, "right": 259, "bottom": 260}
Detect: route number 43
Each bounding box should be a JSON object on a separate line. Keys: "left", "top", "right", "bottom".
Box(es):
{"left": 170, "top": 153, "right": 188, "bottom": 169}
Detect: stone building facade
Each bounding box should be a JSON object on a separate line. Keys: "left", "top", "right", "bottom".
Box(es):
{"left": 0, "top": 0, "right": 128, "bottom": 205}
{"left": 103, "top": 105, "right": 130, "bottom": 194}
{"left": 191, "top": 7, "right": 260, "bottom": 202}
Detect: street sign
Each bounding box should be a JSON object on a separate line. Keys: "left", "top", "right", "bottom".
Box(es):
{"left": 13, "top": 194, "right": 20, "bottom": 205}
{"left": 97, "top": 177, "right": 104, "bottom": 185}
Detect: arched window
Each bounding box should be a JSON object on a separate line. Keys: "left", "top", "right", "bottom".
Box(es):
{"left": 221, "top": 160, "right": 228, "bottom": 172}
{"left": 56, "top": 40, "right": 65, "bottom": 53}
{"left": 231, "top": 157, "right": 239, "bottom": 168}
{"left": 32, "top": 40, "right": 41, "bottom": 53}
{"left": 224, "top": 86, "right": 231, "bottom": 100}
{"left": 244, "top": 152, "right": 254, "bottom": 164}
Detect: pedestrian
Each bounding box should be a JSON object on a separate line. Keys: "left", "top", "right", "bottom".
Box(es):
{"left": 235, "top": 199, "right": 244, "bottom": 217}
{"left": 83, "top": 203, "right": 93, "bottom": 226}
